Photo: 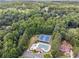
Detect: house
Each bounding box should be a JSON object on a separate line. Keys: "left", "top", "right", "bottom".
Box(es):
{"left": 44, "top": 7, "right": 49, "bottom": 12}
{"left": 59, "top": 40, "right": 73, "bottom": 57}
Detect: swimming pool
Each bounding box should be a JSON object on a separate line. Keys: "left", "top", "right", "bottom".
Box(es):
{"left": 38, "top": 44, "right": 49, "bottom": 50}
{"left": 36, "top": 42, "right": 51, "bottom": 52}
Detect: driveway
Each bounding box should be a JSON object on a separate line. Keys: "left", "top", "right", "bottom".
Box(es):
{"left": 76, "top": 53, "right": 79, "bottom": 58}
{"left": 21, "top": 50, "right": 44, "bottom": 58}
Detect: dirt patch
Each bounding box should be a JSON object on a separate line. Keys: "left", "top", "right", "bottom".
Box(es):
{"left": 28, "top": 35, "right": 38, "bottom": 48}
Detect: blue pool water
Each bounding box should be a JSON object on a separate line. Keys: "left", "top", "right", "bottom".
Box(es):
{"left": 39, "top": 35, "right": 50, "bottom": 42}
{"left": 38, "top": 44, "right": 49, "bottom": 50}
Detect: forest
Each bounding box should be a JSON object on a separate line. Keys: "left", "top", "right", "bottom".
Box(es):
{"left": 0, "top": 1, "right": 79, "bottom": 58}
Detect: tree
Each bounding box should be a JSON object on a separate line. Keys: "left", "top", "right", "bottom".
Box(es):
{"left": 44, "top": 53, "right": 52, "bottom": 58}
{"left": 2, "top": 38, "right": 14, "bottom": 58}
{"left": 18, "top": 32, "right": 28, "bottom": 51}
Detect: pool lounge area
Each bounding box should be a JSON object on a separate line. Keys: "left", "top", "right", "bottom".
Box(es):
{"left": 29, "top": 34, "right": 51, "bottom": 53}
{"left": 30, "top": 42, "right": 51, "bottom": 52}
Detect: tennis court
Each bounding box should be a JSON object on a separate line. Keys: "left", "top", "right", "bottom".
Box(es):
{"left": 38, "top": 34, "right": 51, "bottom": 43}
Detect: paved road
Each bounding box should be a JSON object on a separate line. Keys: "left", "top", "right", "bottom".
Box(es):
{"left": 21, "top": 50, "right": 44, "bottom": 58}
{"left": 76, "top": 53, "right": 79, "bottom": 58}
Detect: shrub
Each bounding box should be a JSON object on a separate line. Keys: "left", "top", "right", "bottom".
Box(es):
{"left": 44, "top": 53, "right": 52, "bottom": 58}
